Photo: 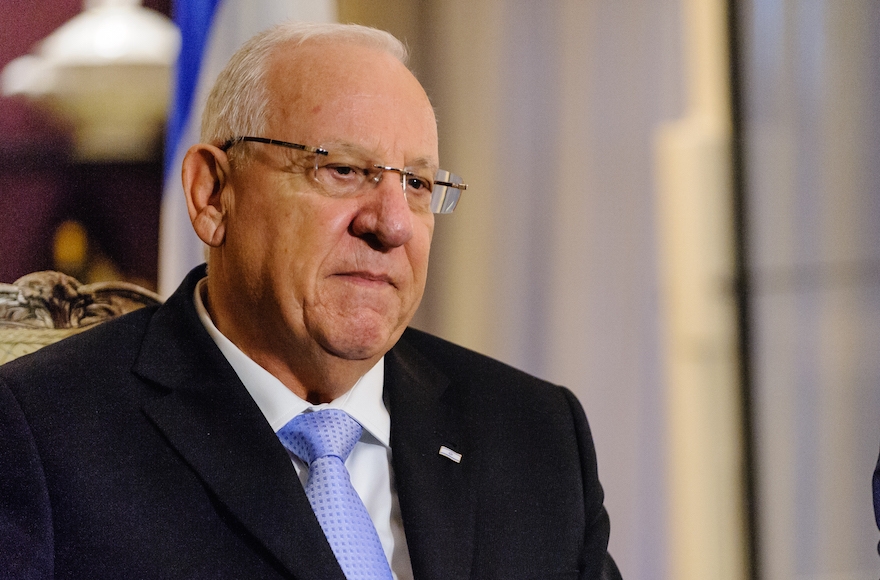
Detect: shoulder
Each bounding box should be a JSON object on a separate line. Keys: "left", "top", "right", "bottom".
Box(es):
{"left": 392, "top": 329, "right": 611, "bottom": 576}
{"left": 396, "top": 327, "right": 558, "bottom": 387}
{"left": 393, "top": 326, "right": 581, "bottom": 415}
{"left": 390, "top": 328, "right": 595, "bottom": 472}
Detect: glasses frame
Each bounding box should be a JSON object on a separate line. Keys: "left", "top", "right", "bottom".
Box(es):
{"left": 220, "top": 136, "right": 467, "bottom": 214}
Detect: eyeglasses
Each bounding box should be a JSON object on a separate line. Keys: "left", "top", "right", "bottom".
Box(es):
{"left": 220, "top": 136, "right": 467, "bottom": 214}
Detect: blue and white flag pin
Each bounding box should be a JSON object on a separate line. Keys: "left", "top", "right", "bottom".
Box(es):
{"left": 439, "top": 446, "right": 462, "bottom": 463}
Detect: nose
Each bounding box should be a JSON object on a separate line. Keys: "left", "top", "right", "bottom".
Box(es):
{"left": 349, "top": 170, "right": 414, "bottom": 250}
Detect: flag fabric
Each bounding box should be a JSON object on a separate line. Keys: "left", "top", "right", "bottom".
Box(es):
{"left": 159, "top": 0, "right": 336, "bottom": 296}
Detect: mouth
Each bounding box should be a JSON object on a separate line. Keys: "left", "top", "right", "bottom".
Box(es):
{"left": 333, "top": 271, "right": 396, "bottom": 288}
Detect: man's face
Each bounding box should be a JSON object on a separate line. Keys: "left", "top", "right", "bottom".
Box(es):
{"left": 217, "top": 41, "right": 437, "bottom": 365}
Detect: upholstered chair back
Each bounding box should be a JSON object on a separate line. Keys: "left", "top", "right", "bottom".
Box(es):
{"left": 0, "top": 271, "right": 162, "bottom": 364}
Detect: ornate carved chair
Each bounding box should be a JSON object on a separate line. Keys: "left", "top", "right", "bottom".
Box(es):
{"left": 0, "top": 271, "right": 162, "bottom": 364}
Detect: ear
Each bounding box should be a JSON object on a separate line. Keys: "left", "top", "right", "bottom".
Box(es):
{"left": 182, "top": 144, "right": 232, "bottom": 247}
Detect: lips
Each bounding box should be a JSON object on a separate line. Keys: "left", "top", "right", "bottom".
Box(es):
{"left": 333, "top": 271, "right": 397, "bottom": 288}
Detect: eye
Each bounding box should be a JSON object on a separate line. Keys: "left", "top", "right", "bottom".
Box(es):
{"left": 314, "top": 159, "right": 373, "bottom": 196}
{"left": 325, "top": 164, "right": 366, "bottom": 177}
{"left": 316, "top": 162, "right": 370, "bottom": 186}
{"left": 405, "top": 175, "right": 433, "bottom": 192}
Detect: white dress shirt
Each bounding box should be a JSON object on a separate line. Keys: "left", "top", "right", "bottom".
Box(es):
{"left": 194, "top": 279, "right": 413, "bottom": 579}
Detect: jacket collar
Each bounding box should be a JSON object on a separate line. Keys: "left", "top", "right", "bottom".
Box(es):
{"left": 386, "top": 333, "right": 475, "bottom": 580}
{"left": 133, "top": 266, "right": 346, "bottom": 580}
{"left": 132, "top": 267, "right": 476, "bottom": 579}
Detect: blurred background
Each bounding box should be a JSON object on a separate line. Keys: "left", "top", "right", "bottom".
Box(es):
{"left": 1, "top": 0, "right": 878, "bottom": 578}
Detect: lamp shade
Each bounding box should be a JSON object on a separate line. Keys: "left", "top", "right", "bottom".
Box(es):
{"left": 2, "top": 0, "right": 181, "bottom": 161}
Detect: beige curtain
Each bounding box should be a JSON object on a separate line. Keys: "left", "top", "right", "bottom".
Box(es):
{"left": 418, "top": 4, "right": 681, "bottom": 576}
{"left": 739, "top": 1, "right": 880, "bottom": 578}
{"left": 344, "top": 0, "right": 880, "bottom": 578}
{"left": 344, "top": 1, "right": 746, "bottom": 578}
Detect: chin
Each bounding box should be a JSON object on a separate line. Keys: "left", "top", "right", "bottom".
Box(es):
{"left": 325, "top": 318, "right": 414, "bottom": 361}
{"left": 318, "top": 323, "right": 396, "bottom": 361}
{"left": 323, "top": 339, "right": 388, "bottom": 361}
{"left": 310, "top": 302, "right": 415, "bottom": 360}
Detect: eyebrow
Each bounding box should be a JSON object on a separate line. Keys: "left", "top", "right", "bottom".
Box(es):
{"left": 322, "top": 141, "right": 439, "bottom": 171}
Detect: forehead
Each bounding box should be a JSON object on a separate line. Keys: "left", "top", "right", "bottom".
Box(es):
{"left": 264, "top": 40, "right": 438, "bottom": 164}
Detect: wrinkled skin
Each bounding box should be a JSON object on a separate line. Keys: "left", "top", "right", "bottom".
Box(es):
{"left": 183, "top": 40, "right": 438, "bottom": 402}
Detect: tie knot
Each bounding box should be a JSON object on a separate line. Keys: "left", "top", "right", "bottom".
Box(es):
{"left": 277, "top": 409, "right": 363, "bottom": 465}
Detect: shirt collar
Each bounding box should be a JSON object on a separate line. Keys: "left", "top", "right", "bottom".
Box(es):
{"left": 193, "top": 278, "right": 390, "bottom": 446}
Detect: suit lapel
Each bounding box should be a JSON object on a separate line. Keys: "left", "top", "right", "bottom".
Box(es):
{"left": 386, "top": 336, "right": 475, "bottom": 580}
{"left": 132, "top": 269, "right": 345, "bottom": 580}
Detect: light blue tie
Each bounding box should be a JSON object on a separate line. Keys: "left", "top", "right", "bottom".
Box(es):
{"left": 277, "top": 409, "right": 393, "bottom": 580}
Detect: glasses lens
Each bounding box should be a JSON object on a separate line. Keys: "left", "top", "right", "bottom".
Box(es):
{"left": 431, "top": 170, "right": 465, "bottom": 214}
{"left": 312, "top": 147, "right": 465, "bottom": 214}
{"left": 313, "top": 149, "right": 375, "bottom": 197}
{"left": 399, "top": 170, "right": 434, "bottom": 213}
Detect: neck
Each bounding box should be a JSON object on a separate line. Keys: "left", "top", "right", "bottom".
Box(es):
{"left": 249, "top": 348, "right": 376, "bottom": 404}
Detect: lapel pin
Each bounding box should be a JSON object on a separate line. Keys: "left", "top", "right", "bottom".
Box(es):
{"left": 438, "top": 445, "right": 462, "bottom": 463}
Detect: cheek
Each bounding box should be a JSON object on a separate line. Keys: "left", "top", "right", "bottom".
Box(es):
{"left": 277, "top": 193, "right": 351, "bottom": 244}
{"left": 224, "top": 205, "right": 273, "bottom": 268}
{"left": 281, "top": 200, "right": 361, "bottom": 280}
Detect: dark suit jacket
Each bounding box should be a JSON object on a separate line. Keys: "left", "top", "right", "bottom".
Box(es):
{"left": 874, "top": 447, "right": 880, "bottom": 555}
{"left": 0, "top": 267, "right": 618, "bottom": 579}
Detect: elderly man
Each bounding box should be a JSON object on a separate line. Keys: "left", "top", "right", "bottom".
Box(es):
{"left": 0, "top": 22, "right": 619, "bottom": 580}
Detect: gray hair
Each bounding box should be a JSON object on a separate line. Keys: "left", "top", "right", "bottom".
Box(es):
{"left": 200, "top": 21, "right": 409, "bottom": 154}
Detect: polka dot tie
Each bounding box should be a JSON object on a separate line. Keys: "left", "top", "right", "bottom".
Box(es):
{"left": 277, "top": 409, "right": 393, "bottom": 580}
